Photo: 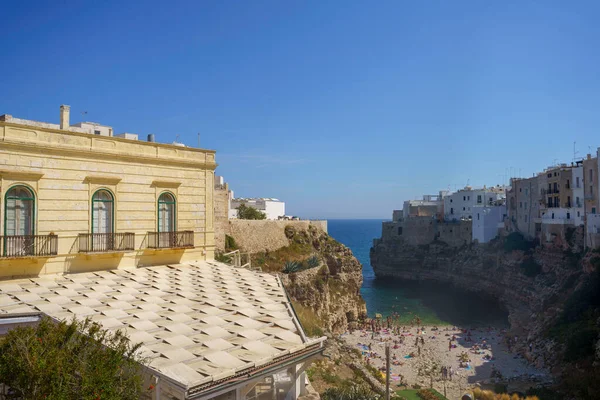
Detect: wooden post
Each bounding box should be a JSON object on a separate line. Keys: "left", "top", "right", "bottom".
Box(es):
{"left": 385, "top": 342, "right": 390, "bottom": 400}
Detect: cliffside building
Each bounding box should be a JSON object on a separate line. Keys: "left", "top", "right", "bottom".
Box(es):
{"left": 229, "top": 198, "right": 285, "bottom": 220}
{"left": 507, "top": 154, "right": 600, "bottom": 247}
{"left": 443, "top": 186, "right": 506, "bottom": 222}
{"left": 402, "top": 191, "right": 448, "bottom": 220}
{"left": 583, "top": 152, "right": 600, "bottom": 247}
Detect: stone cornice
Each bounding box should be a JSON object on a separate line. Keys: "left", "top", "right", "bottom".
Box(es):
{"left": 84, "top": 175, "right": 123, "bottom": 185}
{"left": 151, "top": 180, "right": 182, "bottom": 188}
{"left": 0, "top": 169, "right": 45, "bottom": 180}
{"left": 0, "top": 121, "right": 215, "bottom": 154}
{"left": 0, "top": 138, "right": 218, "bottom": 171}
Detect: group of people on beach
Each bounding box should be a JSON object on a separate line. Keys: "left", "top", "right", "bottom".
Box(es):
{"left": 441, "top": 365, "right": 454, "bottom": 381}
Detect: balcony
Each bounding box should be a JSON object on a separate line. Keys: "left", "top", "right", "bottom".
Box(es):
{"left": 147, "top": 231, "right": 194, "bottom": 249}
{"left": 1, "top": 235, "right": 58, "bottom": 258}
{"left": 78, "top": 233, "right": 135, "bottom": 253}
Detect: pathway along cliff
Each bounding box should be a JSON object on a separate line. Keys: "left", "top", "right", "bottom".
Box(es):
{"left": 371, "top": 225, "right": 600, "bottom": 398}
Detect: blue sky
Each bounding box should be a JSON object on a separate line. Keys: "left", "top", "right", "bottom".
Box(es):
{"left": 2, "top": 1, "right": 600, "bottom": 219}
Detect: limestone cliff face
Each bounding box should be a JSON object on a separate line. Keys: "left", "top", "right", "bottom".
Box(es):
{"left": 228, "top": 223, "right": 366, "bottom": 335}
{"left": 280, "top": 230, "right": 367, "bottom": 334}
{"left": 370, "top": 229, "right": 593, "bottom": 370}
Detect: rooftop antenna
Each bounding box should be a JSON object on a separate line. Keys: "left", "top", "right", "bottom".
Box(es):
{"left": 197, "top": 132, "right": 200, "bottom": 148}
{"left": 81, "top": 111, "right": 87, "bottom": 121}
{"left": 573, "top": 141, "right": 579, "bottom": 162}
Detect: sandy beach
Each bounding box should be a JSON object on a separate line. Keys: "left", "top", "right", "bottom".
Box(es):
{"left": 341, "top": 325, "right": 549, "bottom": 398}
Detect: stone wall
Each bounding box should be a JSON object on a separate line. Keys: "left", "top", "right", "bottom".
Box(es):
{"left": 438, "top": 220, "right": 472, "bottom": 247}
{"left": 214, "top": 185, "right": 230, "bottom": 250}
{"left": 402, "top": 217, "right": 437, "bottom": 245}
{"left": 225, "top": 220, "right": 328, "bottom": 253}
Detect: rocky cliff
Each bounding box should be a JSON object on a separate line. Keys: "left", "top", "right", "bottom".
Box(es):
{"left": 371, "top": 228, "right": 600, "bottom": 397}
{"left": 227, "top": 223, "right": 366, "bottom": 335}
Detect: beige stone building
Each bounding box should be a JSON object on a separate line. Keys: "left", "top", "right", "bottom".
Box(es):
{"left": 0, "top": 105, "right": 216, "bottom": 277}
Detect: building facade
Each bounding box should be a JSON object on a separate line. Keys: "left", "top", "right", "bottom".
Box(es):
{"left": 402, "top": 192, "right": 448, "bottom": 220}
{"left": 472, "top": 204, "right": 506, "bottom": 243}
{"left": 0, "top": 106, "right": 216, "bottom": 278}
{"left": 508, "top": 175, "right": 542, "bottom": 240}
{"left": 443, "top": 186, "right": 505, "bottom": 221}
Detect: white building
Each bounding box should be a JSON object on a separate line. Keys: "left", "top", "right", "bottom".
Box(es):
{"left": 69, "top": 121, "right": 114, "bottom": 136}
{"left": 230, "top": 198, "right": 286, "bottom": 220}
{"left": 472, "top": 205, "right": 506, "bottom": 243}
{"left": 444, "top": 186, "right": 506, "bottom": 221}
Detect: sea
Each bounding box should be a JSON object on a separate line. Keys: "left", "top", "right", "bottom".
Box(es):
{"left": 327, "top": 219, "right": 509, "bottom": 327}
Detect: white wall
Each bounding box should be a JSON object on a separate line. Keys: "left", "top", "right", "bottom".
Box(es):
{"left": 70, "top": 122, "right": 113, "bottom": 136}
{"left": 264, "top": 201, "right": 285, "bottom": 220}
{"left": 444, "top": 189, "right": 504, "bottom": 221}
{"left": 541, "top": 207, "right": 583, "bottom": 225}
{"left": 472, "top": 205, "right": 506, "bottom": 243}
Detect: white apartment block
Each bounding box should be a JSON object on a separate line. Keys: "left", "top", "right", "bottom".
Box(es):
{"left": 444, "top": 186, "right": 506, "bottom": 221}
{"left": 229, "top": 198, "right": 286, "bottom": 220}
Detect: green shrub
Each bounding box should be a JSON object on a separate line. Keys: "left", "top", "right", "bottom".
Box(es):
{"left": 520, "top": 257, "right": 542, "bottom": 277}
{"left": 0, "top": 316, "right": 147, "bottom": 399}
{"left": 504, "top": 232, "right": 535, "bottom": 252}
{"left": 365, "top": 363, "right": 385, "bottom": 384}
{"left": 225, "top": 234, "right": 238, "bottom": 251}
{"left": 417, "top": 389, "right": 446, "bottom": 400}
{"left": 322, "top": 384, "right": 381, "bottom": 400}
{"left": 305, "top": 255, "right": 320, "bottom": 269}
{"left": 237, "top": 203, "right": 266, "bottom": 220}
{"left": 215, "top": 252, "right": 232, "bottom": 263}
{"left": 282, "top": 261, "right": 301, "bottom": 274}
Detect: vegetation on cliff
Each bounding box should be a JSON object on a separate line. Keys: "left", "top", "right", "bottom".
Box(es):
{"left": 246, "top": 224, "right": 366, "bottom": 334}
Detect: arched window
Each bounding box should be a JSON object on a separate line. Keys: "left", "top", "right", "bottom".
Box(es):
{"left": 92, "top": 189, "right": 114, "bottom": 234}
{"left": 5, "top": 186, "right": 35, "bottom": 236}
{"left": 158, "top": 192, "right": 176, "bottom": 233}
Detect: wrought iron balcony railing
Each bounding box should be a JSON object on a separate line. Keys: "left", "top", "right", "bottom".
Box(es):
{"left": 78, "top": 232, "right": 135, "bottom": 253}
{"left": 147, "top": 231, "right": 194, "bottom": 249}
{"left": 1, "top": 234, "right": 58, "bottom": 258}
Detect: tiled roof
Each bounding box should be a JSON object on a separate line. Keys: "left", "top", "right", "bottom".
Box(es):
{"left": 0, "top": 261, "right": 325, "bottom": 396}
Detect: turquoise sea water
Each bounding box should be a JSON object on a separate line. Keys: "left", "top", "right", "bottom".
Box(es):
{"left": 327, "top": 219, "right": 508, "bottom": 327}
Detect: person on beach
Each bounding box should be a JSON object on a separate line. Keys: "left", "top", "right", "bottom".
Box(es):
{"left": 449, "top": 366, "right": 454, "bottom": 381}
{"left": 449, "top": 340, "right": 452, "bottom": 351}
{"left": 420, "top": 336, "right": 425, "bottom": 345}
